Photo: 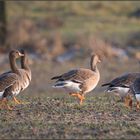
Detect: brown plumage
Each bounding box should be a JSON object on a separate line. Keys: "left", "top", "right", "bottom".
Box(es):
{"left": 102, "top": 72, "right": 140, "bottom": 108}
{"left": 51, "top": 54, "right": 101, "bottom": 104}
{"left": 102, "top": 73, "right": 140, "bottom": 88}
{"left": 0, "top": 50, "right": 31, "bottom": 110}
{"left": 19, "top": 49, "right": 31, "bottom": 93}
{"left": 128, "top": 77, "right": 140, "bottom": 110}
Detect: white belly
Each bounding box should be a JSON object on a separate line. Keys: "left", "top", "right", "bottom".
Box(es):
{"left": 111, "top": 87, "right": 129, "bottom": 97}
{"left": 0, "top": 91, "right": 4, "bottom": 98}
{"left": 64, "top": 81, "right": 82, "bottom": 92}
{"left": 53, "top": 80, "right": 82, "bottom": 93}
{"left": 136, "top": 94, "right": 140, "bottom": 101}
{"left": 64, "top": 86, "right": 81, "bottom": 92}
{"left": 117, "top": 87, "right": 129, "bottom": 93}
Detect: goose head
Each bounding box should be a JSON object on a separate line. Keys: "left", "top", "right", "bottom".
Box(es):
{"left": 9, "top": 50, "right": 24, "bottom": 73}
{"left": 20, "top": 49, "right": 26, "bottom": 55}
{"left": 9, "top": 50, "right": 24, "bottom": 59}
{"left": 92, "top": 54, "right": 101, "bottom": 63}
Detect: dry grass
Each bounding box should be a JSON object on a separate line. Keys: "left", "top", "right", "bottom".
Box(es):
{"left": 0, "top": 94, "right": 140, "bottom": 139}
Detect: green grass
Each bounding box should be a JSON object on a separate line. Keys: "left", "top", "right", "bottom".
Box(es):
{"left": 0, "top": 94, "right": 140, "bottom": 139}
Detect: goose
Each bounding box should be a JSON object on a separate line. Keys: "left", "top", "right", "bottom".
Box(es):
{"left": 51, "top": 54, "right": 101, "bottom": 105}
{"left": 102, "top": 72, "right": 140, "bottom": 108}
{"left": 127, "top": 77, "right": 140, "bottom": 110}
{"left": 0, "top": 50, "right": 24, "bottom": 110}
{"left": 13, "top": 49, "right": 31, "bottom": 104}
{"left": 0, "top": 50, "right": 31, "bottom": 110}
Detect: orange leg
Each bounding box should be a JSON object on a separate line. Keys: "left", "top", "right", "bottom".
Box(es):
{"left": 78, "top": 94, "right": 85, "bottom": 105}
{"left": 136, "top": 101, "right": 140, "bottom": 110}
{"left": 13, "top": 97, "right": 21, "bottom": 104}
{"left": 70, "top": 93, "right": 85, "bottom": 105}
{"left": 124, "top": 95, "right": 132, "bottom": 109}
{"left": 0, "top": 98, "right": 13, "bottom": 110}
{"left": 70, "top": 93, "right": 78, "bottom": 97}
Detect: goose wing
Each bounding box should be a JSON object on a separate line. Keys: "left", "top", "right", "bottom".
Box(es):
{"left": 102, "top": 73, "right": 140, "bottom": 87}
{"left": 51, "top": 68, "right": 95, "bottom": 83}
{"left": 131, "top": 78, "right": 140, "bottom": 94}
{"left": 0, "top": 72, "right": 19, "bottom": 92}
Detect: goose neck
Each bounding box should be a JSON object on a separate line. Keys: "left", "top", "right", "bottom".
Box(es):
{"left": 9, "top": 55, "right": 19, "bottom": 74}
{"left": 90, "top": 56, "right": 98, "bottom": 72}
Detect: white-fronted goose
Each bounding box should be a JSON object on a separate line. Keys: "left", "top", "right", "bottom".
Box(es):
{"left": 13, "top": 49, "right": 31, "bottom": 104}
{"left": 51, "top": 54, "right": 101, "bottom": 104}
{"left": 128, "top": 77, "right": 140, "bottom": 109}
{"left": 0, "top": 50, "right": 31, "bottom": 110}
{"left": 20, "top": 50, "right": 31, "bottom": 93}
{"left": 102, "top": 72, "right": 140, "bottom": 108}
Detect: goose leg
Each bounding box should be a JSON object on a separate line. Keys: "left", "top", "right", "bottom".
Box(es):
{"left": 136, "top": 101, "right": 140, "bottom": 110}
{"left": 70, "top": 93, "right": 85, "bottom": 105}
{"left": 13, "top": 97, "right": 29, "bottom": 105}
{"left": 124, "top": 95, "right": 132, "bottom": 109}
{"left": 0, "top": 98, "right": 13, "bottom": 110}
{"left": 13, "top": 97, "right": 21, "bottom": 104}
{"left": 70, "top": 93, "right": 80, "bottom": 100}
{"left": 78, "top": 94, "right": 85, "bottom": 105}
{"left": 70, "top": 93, "right": 78, "bottom": 97}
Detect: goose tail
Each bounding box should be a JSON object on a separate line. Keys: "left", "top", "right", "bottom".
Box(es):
{"left": 52, "top": 82, "right": 67, "bottom": 88}
{"left": 101, "top": 83, "right": 110, "bottom": 87}
{"left": 51, "top": 76, "right": 61, "bottom": 80}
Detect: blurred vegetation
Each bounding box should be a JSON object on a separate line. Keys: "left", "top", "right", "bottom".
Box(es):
{"left": 0, "top": 1, "right": 6, "bottom": 46}
{"left": 1, "top": 1, "right": 139, "bottom": 59}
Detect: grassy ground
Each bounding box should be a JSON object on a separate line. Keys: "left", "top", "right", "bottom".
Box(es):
{"left": 0, "top": 57, "right": 139, "bottom": 139}
{"left": 0, "top": 94, "right": 140, "bottom": 139}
